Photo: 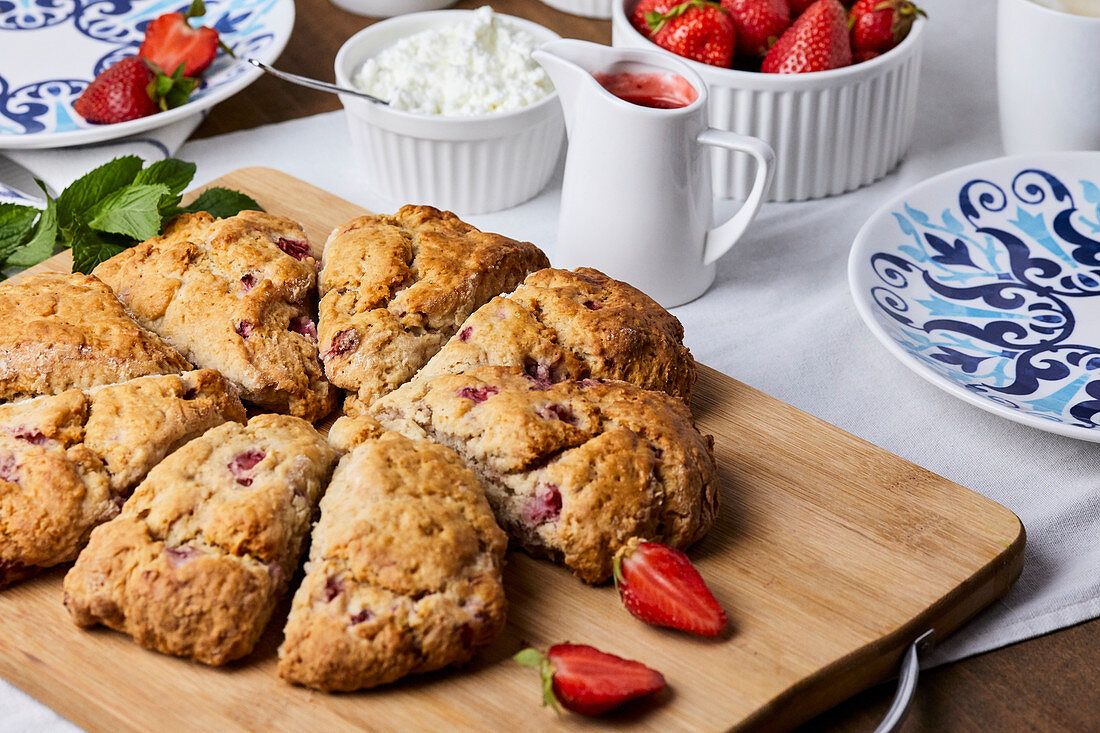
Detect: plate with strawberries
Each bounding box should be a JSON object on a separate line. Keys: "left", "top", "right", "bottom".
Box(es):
{"left": 0, "top": 0, "right": 294, "bottom": 149}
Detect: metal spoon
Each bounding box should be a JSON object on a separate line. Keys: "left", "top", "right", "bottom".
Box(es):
{"left": 245, "top": 58, "right": 389, "bottom": 105}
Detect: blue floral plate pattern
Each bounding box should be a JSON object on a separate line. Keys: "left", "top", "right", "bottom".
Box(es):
{"left": 0, "top": 0, "right": 294, "bottom": 149}
{"left": 849, "top": 152, "right": 1100, "bottom": 442}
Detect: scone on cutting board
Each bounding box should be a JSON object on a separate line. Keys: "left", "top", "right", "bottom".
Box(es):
{"left": 318, "top": 205, "right": 549, "bottom": 411}
{"left": 0, "top": 371, "right": 245, "bottom": 588}
{"left": 371, "top": 366, "right": 719, "bottom": 583}
{"left": 278, "top": 416, "right": 508, "bottom": 692}
{"left": 92, "top": 210, "right": 337, "bottom": 422}
{"left": 63, "top": 414, "right": 336, "bottom": 665}
{"left": 405, "top": 267, "right": 697, "bottom": 403}
{"left": 0, "top": 273, "right": 190, "bottom": 403}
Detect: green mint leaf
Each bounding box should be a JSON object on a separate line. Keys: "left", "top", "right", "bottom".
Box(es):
{"left": 56, "top": 156, "right": 143, "bottom": 233}
{"left": 181, "top": 187, "right": 263, "bottom": 219}
{"left": 0, "top": 203, "right": 40, "bottom": 259}
{"left": 86, "top": 183, "right": 171, "bottom": 241}
{"left": 134, "top": 159, "right": 197, "bottom": 197}
{"left": 7, "top": 187, "right": 58, "bottom": 268}
{"left": 70, "top": 226, "right": 129, "bottom": 275}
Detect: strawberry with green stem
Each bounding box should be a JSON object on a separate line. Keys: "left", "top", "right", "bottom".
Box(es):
{"left": 139, "top": 0, "right": 223, "bottom": 78}
{"left": 514, "top": 643, "right": 666, "bottom": 716}
{"left": 73, "top": 57, "right": 196, "bottom": 125}
{"left": 648, "top": 0, "right": 737, "bottom": 68}
{"left": 848, "top": 0, "right": 925, "bottom": 56}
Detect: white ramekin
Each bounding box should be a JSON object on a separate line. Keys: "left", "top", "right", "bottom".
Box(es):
{"left": 334, "top": 11, "right": 564, "bottom": 215}
{"left": 541, "top": 0, "right": 612, "bottom": 19}
{"left": 330, "top": 0, "right": 457, "bottom": 18}
{"left": 612, "top": 1, "right": 925, "bottom": 202}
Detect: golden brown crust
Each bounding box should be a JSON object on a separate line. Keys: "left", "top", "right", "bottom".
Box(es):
{"left": 277, "top": 418, "right": 508, "bottom": 691}
{"left": 317, "top": 206, "right": 549, "bottom": 408}
{"left": 370, "top": 366, "right": 718, "bottom": 583}
{"left": 0, "top": 371, "right": 245, "bottom": 587}
{"left": 92, "top": 211, "right": 337, "bottom": 422}
{"left": 63, "top": 414, "right": 337, "bottom": 665}
{"left": 0, "top": 273, "right": 190, "bottom": 402}
{"left": 411, "top": 267, "right": 697, "bottom": 402}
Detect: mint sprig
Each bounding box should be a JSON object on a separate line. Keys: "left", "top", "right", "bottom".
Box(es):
{"left": 0, "top": 156, "right": 262, "bottom": 277}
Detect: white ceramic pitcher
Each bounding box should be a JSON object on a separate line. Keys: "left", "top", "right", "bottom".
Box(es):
{"left": 534, "top": 40, "right": 775, "bottom": 307}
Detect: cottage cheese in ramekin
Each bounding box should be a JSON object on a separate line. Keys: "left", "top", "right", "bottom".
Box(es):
{"left": 352, "top": 6, "right": 554, "bottom": 116}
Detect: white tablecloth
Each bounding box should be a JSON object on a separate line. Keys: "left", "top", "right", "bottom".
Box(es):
{"left": 3, "top": 0, "right": 1098, "bottom": 728}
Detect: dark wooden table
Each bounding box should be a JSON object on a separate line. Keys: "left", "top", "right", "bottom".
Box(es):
{"left": 195, "top": 1, "right": 1100, "bottom": 729}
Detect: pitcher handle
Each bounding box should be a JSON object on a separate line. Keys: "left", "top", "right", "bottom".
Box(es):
{"left": 697, "top": 128, "right": 775, "bottom": 266}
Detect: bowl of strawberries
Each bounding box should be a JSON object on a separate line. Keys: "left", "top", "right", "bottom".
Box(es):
{"left": 612, "top": 0, "right": 926, "bottom": 201}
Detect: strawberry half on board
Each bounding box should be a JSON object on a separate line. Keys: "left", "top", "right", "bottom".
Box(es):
{"left": 73, "top": 57, "right": 196, "bottom": 124}
{"left": 613, "top": 538, "right": 728, "bottom": 636}
{"left": 848, "top": 0, "right": 926, "bottom": 56}
{"left": 139, "top": 0, "right": 221, "bottom": 78}
{"left": 649, "top": 0, "right": 737, "bottom": 68}
{"left": 514, "top": 644, "right": 666, "bottom": 716}
{"left": 761, "top": 0, "right": 852, "bottom": 73}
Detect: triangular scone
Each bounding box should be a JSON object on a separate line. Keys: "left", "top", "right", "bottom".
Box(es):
{"left": 0, "top": 273, "right": 190, "bottom": 403}
{"left": 0, "top": 370, "right": 246, "bottom": 588}
{"left": 278, "top": 416, "right": 508, "bottom": 692}
{"left": 93, "top": 211, "right": 337, "bottom": 422}
{"left": 370, "top": 366, "right": 719, "bottom": 584}
{"left": 63, "top": 415, "right": 336, "bottom": 666}
{"left": 317, "top": 206, "right": 549, "bottom": 411}
{"left": 407, "top": 267, "right": 697, "bottom": 403}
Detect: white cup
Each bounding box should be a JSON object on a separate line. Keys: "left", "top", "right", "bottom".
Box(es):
{"left": 997, "top": 0, "right": 1100, "bottom": 154}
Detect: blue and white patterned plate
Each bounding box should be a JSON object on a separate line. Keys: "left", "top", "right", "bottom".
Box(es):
{"left": 0, "top": 0, "right": 294, "bottom": 149}
{"left": 849, "top": 152, "right": 1100, "bottom": 442}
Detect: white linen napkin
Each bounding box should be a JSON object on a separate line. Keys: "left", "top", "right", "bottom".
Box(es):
{"left": 0, "top": 113, "right": 204, "bottom": 205}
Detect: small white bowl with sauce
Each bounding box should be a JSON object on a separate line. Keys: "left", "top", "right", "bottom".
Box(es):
{"left": 334, "top": 10, "right": 564, "bottom": 214}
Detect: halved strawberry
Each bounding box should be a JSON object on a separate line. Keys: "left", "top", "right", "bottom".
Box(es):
{"left": 138, "top": 0, "right": 220, "bottom": 78}
{"left": 73, "top": 57, "right": 197, "bottom": 125}
{"left": 613, "top": 538, "right": 727, "bottom": 636}
{"left": 514, "top": 643, "right": 666, "bottom": 716}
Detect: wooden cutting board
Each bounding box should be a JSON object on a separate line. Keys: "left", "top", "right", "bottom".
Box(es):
{"left": 1, "top": 168, "right": 1025, "bottom": 731}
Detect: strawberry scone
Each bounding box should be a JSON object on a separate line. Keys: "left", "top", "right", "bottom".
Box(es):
{"left": 405, "top": 267, "right": 697, "bottom": 404}
{"left": 0, "top": 273, "right": 190, "bottom": 403}
{"left": 277, "top": 416, "right": 508, "bottom": 691}
{"left": 370, "top": 366, "right": 719, "bottom": 583}
{"left": 0, "top": 370, "right": 245, "bottom": 588}
{"left": 92, "top": 211, "right": 337, "bottom": 422}
{"left": 63, "top": 414, "right": 336, "bottom": 665}
{"left": 318, "top": 205, "right": 548, "bottom": 411}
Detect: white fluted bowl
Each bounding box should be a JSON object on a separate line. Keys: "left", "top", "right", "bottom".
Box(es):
{"left": 612, "top": 1, "right": 925, "bottom": 202}
{"left": 541, "top": 0, "right": 612, "bottom": 19}
{"left": 335, "top": 11, "right": 564, "bottom": 215}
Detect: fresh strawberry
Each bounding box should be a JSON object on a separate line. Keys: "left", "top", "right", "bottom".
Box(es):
{"left": 848, "top": 0, "right": 925, "bottom": 56}
{"left": 613, "top": 539, "right": 727, "bottom": 636}
{"left": 790, "top": 0, "right": 816, "bottom": 14}
{"left": 139, "top": 0, "right": 220, "bottom": 78}
{"left": 73, "top": 57, "right": 196, "bottom": 124}
{"left": 632, "top": 0, "right": 679, "bottom": 38}
{"left": 514, "top": 643, "right": 666, "bottom": 716}
{"left": 721, "top": 0, "right": 791, "bottom": 58}
{"left": 649, "top": 0, "right": 737, "bottom": 68}
{"left": 761, "top": 0, "right": 851, "bottom": 73}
